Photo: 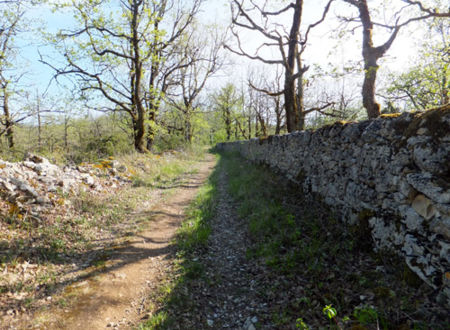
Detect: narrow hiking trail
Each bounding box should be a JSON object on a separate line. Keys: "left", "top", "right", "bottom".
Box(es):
{"left": 5, "top": 154, "right": 216, "bottom": 330}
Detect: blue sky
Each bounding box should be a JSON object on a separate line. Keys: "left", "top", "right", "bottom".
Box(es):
{"left": 14, "top": 0, "right": 433, "bottom": 112}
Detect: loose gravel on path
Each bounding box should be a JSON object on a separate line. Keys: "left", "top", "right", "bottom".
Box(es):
{"left": 164, "top": 168, "right": 276, "bottom": 330}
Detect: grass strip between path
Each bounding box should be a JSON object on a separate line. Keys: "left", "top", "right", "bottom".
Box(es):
{"left": 139, "top": 154, "right": 219, "bottom": 329}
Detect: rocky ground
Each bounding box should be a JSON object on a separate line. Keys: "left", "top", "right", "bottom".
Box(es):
{"left": 0, "top": 153, "right": 136, "bottom": 326}
{"left": 0, "top": 153, "right": 130, "bottom": 219}
{"left": 0, "top": 151, "right": 207, "bottom": 329}
{"left": 1, "top": 151, "right": 449, "bottom": 329}
{"left": 158, "top": 169, "right": 274, "bottom": 329}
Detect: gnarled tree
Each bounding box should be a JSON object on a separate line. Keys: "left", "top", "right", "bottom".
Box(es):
{"left": 227, "top": 0, "right": 334, "bottom": 132}
{"left": 341, "top": 0, "right": 450, "bottom": 118}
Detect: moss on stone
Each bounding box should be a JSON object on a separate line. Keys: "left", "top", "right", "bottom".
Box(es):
{"left": 404, "top": 105, "right": 450, "bottom": 140}
{"left": 402, "top": 263, "right": 423, "bottom": 288}
{"left": 380, "top": 113, "right": 402, "bottom": 118}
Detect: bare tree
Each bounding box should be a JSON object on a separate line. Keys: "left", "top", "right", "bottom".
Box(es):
{"left": 248, "top": 66, "right": 286, "bottom": 134}
{"left": 341, "top": 0, "right": 450, "bottom": 118}
{"left": 226, "top": 0, "right": 334, "bottom": 132}
{"left": 144, "top": 0, "right": 203, "bottom": 149}
{"left": 165, "top": 24, "right": 224, "bottom": 143}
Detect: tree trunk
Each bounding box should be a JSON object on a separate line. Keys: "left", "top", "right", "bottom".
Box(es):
{"left": 134, "top": 115, "right": 146, "bottom": 152}
{"left": 225, "top": 107, "right": 231, "bottom": 141}
{"left": 442, "top": 74, "right": 449, "bottom": 105}
{"left": 275, "top": 112, "right": 281, "bottom": 135}
{"left": 257, "top": 112, "right": 267, "bottom": 137}
{"left": 296, "top": 66, "right": 305, "bottom": 130}
{"left": 284, "top": 75, "right": 297, "bottom": 132}
{"left": 2, "top": 88, "right": 14, "bottom": 148}
{"left": 146, "top": 109, "right": 155, "bottom": 150}
{"left": 247, "top": 112, "right": 252, "bottom": 138}
{"left": 362, "top": 59, "right": 380, "bottom": 118}
{"left": 64, "top": 116, "right": 69, "bottom": 149}
{"left": 284, "top": 0, "right": 303, "bottom": 132}
{"left": 37, "top": 96, "right": 42, "bottom": 149}
{"left": 350, "top": 0, "right": 396, "bottom": 119}
{"left": 131, "top": 0, "right": 148, "bottom": 153}
{"left": 184, "top": 109, "right": 192, "bottom": 143}
{"left": 146, "top": 55, "right": 159, "bottom": 150}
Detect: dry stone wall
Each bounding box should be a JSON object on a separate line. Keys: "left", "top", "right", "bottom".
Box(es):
{"left": 216, "top": 107, "right": 450, "bottom": 304}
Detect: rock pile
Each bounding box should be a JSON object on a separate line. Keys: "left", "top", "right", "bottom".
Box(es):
{"left": 216, "top": 106, "right": 450, "bottom": 305}
{"left": 0, "top": 154, "right": 131, "bottom": 220}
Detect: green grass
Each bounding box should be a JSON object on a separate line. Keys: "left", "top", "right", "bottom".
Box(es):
{"left": 123, "top": 150, "right": 202, "bottom": 189}
{"left": 216, "top": 152, "right": 444, "bottom": 329}
{"left": 223, "top": 152, "right": 344, "bottom": 277}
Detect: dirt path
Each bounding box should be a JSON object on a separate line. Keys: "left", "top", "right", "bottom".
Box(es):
{"left": 11, "top": 154, "right": 216, "bottom": 330}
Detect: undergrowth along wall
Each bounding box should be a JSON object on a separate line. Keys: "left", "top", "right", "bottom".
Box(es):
{"left": 216, "top": 105, "right": 450, "bottom": 305}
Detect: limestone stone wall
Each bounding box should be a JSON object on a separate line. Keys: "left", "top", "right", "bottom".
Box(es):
{"left": 216, "top": 107, "right": 450, "bottom": 303}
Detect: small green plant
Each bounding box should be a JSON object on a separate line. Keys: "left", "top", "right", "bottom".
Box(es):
{"left": 323, "top": 305, "right": 342, "bottom": 329}
{"left": 139, "top": 311, "right": 172, "bottom": 329}
{"left": 353, "top": 306, "right": 383, "bottom": 327}
{"left": 296, "top": 317, "right": 310, "bottom": 329}
{"left": 323, "top": 304, "right": 337, "bottom": 319}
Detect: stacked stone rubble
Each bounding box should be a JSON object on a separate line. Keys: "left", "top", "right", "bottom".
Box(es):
{"left": 217, "top": 106, "right": 450, "bottom": 304}
{"left": 0, "top": 154, "right": 131, "bottom": 219}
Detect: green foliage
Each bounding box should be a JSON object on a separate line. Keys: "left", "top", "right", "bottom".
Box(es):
{"left": 154, "top": 106, "right": 215, "bottom": 151}
{"left": 384, "top": 21, "right": 449, "bottom": 111}
{"left": 323, "top": 305, "right": 337, "bottom": 320}
{"left": 210, "top": 83, "right": 246, "bottom": 142}
{"left": 353, "top": 306, "right": 379, "bottom": 326}
{"left": 296, "top": 318, "right": 310, "bottom": 329}
{"left": 0, "top": 113, "right": 133, "bottom": 164}
{"left": 224, "top": 152, "right": 342, "bottom": 278}
{"left": 139, "top": 311, "right": 171, "bottom": 330}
